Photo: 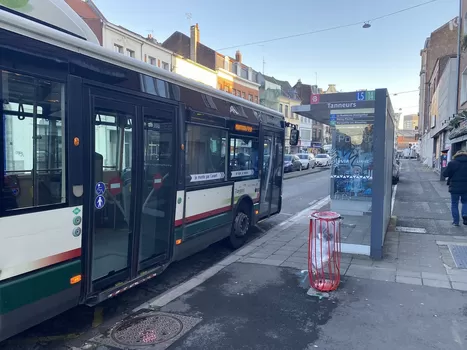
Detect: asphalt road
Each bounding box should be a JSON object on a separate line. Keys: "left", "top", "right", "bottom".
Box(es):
{"left": 0, "top": 169, "right": 331, "bottom": 350}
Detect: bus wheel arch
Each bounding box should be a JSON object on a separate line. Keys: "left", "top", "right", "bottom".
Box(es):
{"left": 229, "top": 197, "right": 253, "bottom": 249}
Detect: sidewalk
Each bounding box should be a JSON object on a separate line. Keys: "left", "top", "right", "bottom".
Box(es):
{"left": 75, "top": 160, "right": 467, "bottom": 349}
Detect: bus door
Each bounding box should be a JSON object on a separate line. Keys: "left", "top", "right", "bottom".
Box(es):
{"left": 83, "top": 88, "right": 177, "bottom": 298}
{"left": 259, "top": 128, "right": 284, "bottom": 217}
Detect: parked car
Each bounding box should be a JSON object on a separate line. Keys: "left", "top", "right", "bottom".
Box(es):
{"left": 296, "top": 153, "right": 316, "bottom": 170}
{"left": 315, "top": 153, "right": 331, "bottom": 167}
{"left": 284, "top": 154, "right": 302, "bottom": 172}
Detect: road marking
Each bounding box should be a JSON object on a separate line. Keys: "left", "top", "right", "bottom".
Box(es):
{"left": 278, "top": 195, "right": 331, "bottom": 227}
{"left": 395, "top": 226, "right": 427, "bottom": 234}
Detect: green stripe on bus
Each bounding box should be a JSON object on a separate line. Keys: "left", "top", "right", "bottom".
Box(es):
{"left": 184, "top": 212, "right": 233, "bottom": 238}
{"left": 0, "top": 260, "right": 81, "bottom": 315}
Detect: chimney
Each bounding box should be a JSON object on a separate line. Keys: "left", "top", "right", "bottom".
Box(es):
{"left": 190, "top": 23, "right": 200, "bottom": 62}
{"left": 235, "top": 50, "right": 242, "bottom": 63}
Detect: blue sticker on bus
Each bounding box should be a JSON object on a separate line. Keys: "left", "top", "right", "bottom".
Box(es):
{"left": 95, "top": 182, "right": 106, "bottom": 195}
{"left": 95, "top": 195, "right": 105, "bottom": 209}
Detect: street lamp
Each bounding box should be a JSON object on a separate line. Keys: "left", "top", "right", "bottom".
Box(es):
{"left": 362, "top": 22, "right": 371, "bottom": 29}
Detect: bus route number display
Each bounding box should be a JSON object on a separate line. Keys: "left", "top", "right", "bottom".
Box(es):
{"left": 235, "top": 124, "right": 253, "bottom": 133}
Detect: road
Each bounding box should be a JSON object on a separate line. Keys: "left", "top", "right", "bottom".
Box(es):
{"left": 0, "top": 169, "right": 331, "bottom": 350}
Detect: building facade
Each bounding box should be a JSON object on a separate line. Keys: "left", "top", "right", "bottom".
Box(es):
{"left": 419, "top": 18, "right": 458, "bottom": 162}
{"left": 403, "top": 114, "right": 419, "bottom": 130}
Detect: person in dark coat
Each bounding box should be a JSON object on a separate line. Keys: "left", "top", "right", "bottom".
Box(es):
{"left": 443, "top": 150, "right": 467, "bottom": 226}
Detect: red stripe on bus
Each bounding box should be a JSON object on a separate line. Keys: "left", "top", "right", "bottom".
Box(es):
{"left": 175, "top": 205, "right": 232, "bottom": 226}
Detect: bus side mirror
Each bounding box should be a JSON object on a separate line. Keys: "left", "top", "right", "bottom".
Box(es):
{"left": 290, "top": 129, "right": 299, "bottom": 146}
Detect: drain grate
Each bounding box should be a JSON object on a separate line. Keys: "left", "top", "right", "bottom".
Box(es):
{"left": 89, "top": 311, "right": 202, "bottom": 350}
{"left": 448, "top": 245, "right": 467, "bottom": 269}
{"left": 111, "top": 314, "right": 183, "bottom": 346}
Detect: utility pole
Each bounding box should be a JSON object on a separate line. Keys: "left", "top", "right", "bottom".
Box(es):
{"left": 315, "top": 72, "right": 318, "bottom": 86}
{"left": 262, "top": 57, "right": 265, "bottom": 75}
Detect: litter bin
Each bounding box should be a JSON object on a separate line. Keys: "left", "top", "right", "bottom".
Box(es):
{"left": 308, "top": 211, "right": 342, "bottom": 292}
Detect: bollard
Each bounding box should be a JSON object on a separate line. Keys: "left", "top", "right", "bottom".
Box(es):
{"left": 308, "top": 211, "right": 342, "bottom": 292}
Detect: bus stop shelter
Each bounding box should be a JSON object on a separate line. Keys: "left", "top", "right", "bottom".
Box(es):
{"left": 292, "top": 89, "right": 396, "bottom": 259}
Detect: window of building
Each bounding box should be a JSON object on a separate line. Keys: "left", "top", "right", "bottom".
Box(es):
{"left": 2, "top": 71, "right": 66, "bottom": 211}
{"left": 162, "top": 61, "right": 169, "bottom": 70}
{"left": 185, "top": 124, "right": 227, "bottom": 185}
{"left": 114, "top": 44, "right": 123, "bottom": 54}
{"left": 242, "top": 92, "right": 246, "bottom": 99}
{"left": 126, "top": 49, "right": 135, "bottom": 58}
{"left": 312, "top": 128, "right": 317, "bottom": 140}
{"left": 149, "top": 56, "right": 157, "bottom": 65}
{"left": 224, "top": 86, "right": 230, "bottom": 93}
{"left": 236, "top": 90, "right": 241, "bottom": 97}
{"left": 229, "top": 136, "right": 259, "bottom": 179}
{"left": 248, "top": 94, "right": 253, "bottom": 102}
{"left": 254, "top": 96, "right": 258, "bottom": 103}
{"left": 232, "top": 88, "right": 237, "bottom": 95}
{"left": 279, "top": 104, "right": 283, "bottom": 113}
{"left": 285, "top": 105, "right": 289, "bottom": 118}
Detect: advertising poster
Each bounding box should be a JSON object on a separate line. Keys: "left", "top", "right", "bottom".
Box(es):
{"left": 331, "top": 114, "right": 374, "bottom": 200}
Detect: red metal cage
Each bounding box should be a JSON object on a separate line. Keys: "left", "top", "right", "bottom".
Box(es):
{"left": 308, "top": 211, "right": 342, "bottom": 292}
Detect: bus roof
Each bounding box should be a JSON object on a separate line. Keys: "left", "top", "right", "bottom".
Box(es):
{"left": 0, "top": 6, "right": 284, "bottom": 120}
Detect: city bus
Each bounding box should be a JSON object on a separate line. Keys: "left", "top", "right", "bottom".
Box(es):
{"left": 0, "top": 3, "right": 298, "bottom": 341}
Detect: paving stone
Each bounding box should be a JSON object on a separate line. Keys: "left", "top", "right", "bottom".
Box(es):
{"left": 422, "top": 279, "right": 451, "bottom": 289}
{"left": 372, "top": 260, "right": 397, "bottom": 270}
{"left": 286, "top": 256, "right": 308, "bottom": 264}
{"left": 350, "top": 258, "right": 373, "bottom": 266}
{"left": 241, "top": 257, "right": 265, "bottom": 264}
{"left": 236, "top": 246, "right": 257, "bottom": 256}
{"left": 451, "top": 281, "right": 467, "bottom": 291}
{"left": 370, "top": 268, "right": 396, "bottom": 282}
{"left": 396, "top": 269, "right": 421, "bottom": 278}
{"left": 396, "top": 276, "right": 422, "bottom": 285}
{"left": 281, "top": 260, "right": 305, "bottom": 270}
{"left": 447, "top": 272, "right": 467, "bottom": 283}
{"left": 346, "top": 265, "right": 372, "bottom": 278}
{"left": 421, "top": 272, "right": 449, "bottom": 282}
{"left": 261, "top": 258, "right": 287, "bottom": 266}
{"left": 248, "top": 253, "right": 271, "bottom": 259}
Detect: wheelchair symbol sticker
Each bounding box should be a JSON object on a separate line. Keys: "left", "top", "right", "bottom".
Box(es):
{"left": 95, "top": 182, "right": 106, "bottom": 195}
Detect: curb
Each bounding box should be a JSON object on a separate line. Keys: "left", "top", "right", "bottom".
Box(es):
{"left": 284, "top": 167, "right": 329, "bottom": 181}
{"left": 133, "top": 195, "right": 331, "bottom": 312}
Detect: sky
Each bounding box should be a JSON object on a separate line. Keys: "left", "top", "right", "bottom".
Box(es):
{"left": 92, "top": 0, "right": 458, "bottom": 122}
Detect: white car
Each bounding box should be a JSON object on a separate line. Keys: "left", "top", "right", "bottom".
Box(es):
{"left": 315, "top": 153, "right": 331, "bottom": 167}
{"left": 296, "top": 153, "right": 315, "bottom": 170}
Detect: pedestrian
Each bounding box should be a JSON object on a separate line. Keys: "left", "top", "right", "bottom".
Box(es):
{"left": 442, "top": 150, "right": 467, "bottom": 226}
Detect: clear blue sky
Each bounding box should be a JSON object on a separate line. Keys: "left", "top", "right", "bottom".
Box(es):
{"left": 93, "top": 0, "right": 457, "bottom": 116}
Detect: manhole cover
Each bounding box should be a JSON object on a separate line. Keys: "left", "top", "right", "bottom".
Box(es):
{"left": 111, "top": 314, "right": 183, "bottom": 346}
{"left": 449, "top": 245, "right": 467, "bottom": 269}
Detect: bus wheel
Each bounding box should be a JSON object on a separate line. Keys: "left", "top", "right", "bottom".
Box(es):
{"left": 229, "top": 210, "right": 250, "bottom": 249}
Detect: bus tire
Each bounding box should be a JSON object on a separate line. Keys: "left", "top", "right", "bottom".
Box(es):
{"left": 229, "top": 209, "right": 250, "bottom": 249}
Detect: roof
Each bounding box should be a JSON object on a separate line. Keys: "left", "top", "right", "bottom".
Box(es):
{"left": 65, "top": 0, "right": 107, "bottom": 22}
{"left": 162, "top": 31, "right": 216, "bottom": 70}
{"left": 261, "top": 74, "right": 300, "bottom": 100}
